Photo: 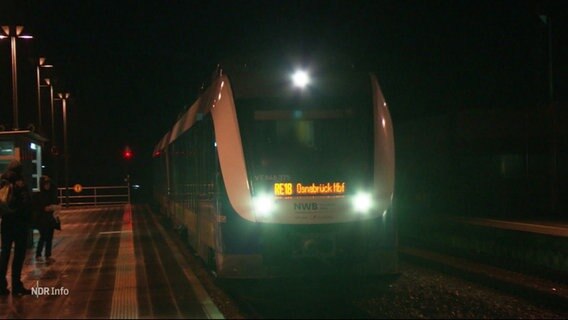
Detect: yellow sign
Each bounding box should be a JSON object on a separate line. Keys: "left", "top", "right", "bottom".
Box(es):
{"left": 274, "top": 182, "right": 346, "bottom": 197}
{"left": 73, "top": 184, "right": 83, "bottom": 193}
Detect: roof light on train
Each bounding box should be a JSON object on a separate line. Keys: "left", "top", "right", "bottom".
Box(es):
{"left": 352, "top": 192, "right": 373, "bottom": 214}
{"left": 291, "top": 69, "right": 310, "bottom": 88}
{"left": 253, "top": 194, "right": 276, "bottom": 217}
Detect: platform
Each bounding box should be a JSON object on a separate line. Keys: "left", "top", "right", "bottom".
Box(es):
{"left": 399, "top": 211, "right": 568, "bottom": 280}
{"left": 0, "top": 204, "right": 224, "bottom": 319}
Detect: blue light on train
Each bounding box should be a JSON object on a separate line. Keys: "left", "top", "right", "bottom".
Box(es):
{"left": 291, "top": 70, "right": 310, "bottom": 88}
{"left": 352, "top": 192, "right": 373, "bottom": 214}
{"left": 253, "top": 194, "right": 276, "bottom": 217}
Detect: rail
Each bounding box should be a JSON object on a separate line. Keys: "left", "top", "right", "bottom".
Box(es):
{"left": 57, "top": 185, "right": 130, "bottom": 207}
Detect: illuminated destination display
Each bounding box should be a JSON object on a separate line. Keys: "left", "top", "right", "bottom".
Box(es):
{"left": 274, "top": 182, "right": 346, "bottom": 196}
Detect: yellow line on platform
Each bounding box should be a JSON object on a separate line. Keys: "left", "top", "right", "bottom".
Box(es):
{"left": 110, "top": 204, "right": 139, "bottom": 319}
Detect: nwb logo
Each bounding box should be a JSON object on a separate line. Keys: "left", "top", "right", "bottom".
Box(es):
{"left": 294, "top": 203, "right": 319, "bottom": 211}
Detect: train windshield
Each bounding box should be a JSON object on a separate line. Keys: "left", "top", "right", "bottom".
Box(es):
{"left": 236, "top": 76, "right": 374, "bottom": 198}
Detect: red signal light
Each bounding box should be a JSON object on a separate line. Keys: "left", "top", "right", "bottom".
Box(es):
{"left": 123, "top": 146, "right": 133, "bottom": 160}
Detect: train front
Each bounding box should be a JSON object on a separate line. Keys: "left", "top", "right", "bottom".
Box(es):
{"left": 215, "top": 65, "right": 397, "bottom": 277}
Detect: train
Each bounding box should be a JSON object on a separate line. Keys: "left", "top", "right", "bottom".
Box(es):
{"left": 152, "top": 56, "right": 397, "bottom": 278}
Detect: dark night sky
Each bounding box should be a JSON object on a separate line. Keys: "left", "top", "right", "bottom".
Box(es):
{"left": 1, "top": 0, "right": 567, "bottom": 187}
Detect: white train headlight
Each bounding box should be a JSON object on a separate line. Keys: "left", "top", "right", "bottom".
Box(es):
{"left": 352, "top": 192, "right": 373, "bottom": 214}
{"left": 291, "top": 69, "right": 310, "bottom": 88}
{"left": 253, "top": 194, "right": 276, "bottom": 217}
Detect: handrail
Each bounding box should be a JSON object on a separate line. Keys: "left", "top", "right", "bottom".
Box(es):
{"left": 57, "top": 185, "right": 130, "bottom": 207}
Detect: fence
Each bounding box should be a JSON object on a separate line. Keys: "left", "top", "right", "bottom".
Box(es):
{"left": 57, "top": 185, "right": 130, "bottom": 207}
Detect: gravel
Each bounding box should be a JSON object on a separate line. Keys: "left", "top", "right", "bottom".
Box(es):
{"left": 173, "top": 226, "right": 566, "bottom": 319}
{"left": 352, "top": 261, "right": 566, "bottom": 319}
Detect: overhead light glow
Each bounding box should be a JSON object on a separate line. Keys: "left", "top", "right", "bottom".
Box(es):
{"left": 291, "top": 70, "right": 310, "bottom": 88}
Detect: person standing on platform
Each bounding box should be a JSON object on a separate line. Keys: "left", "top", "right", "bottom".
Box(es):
{"left": 0, "top": 160, "right": 33, "bottom": 295}
{"left": 34, "top": 175, "right": 59, "bottom": 262}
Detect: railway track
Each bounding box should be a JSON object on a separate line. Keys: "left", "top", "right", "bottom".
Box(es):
{"left": 218, "top": 276, "right": 385, "bottom": 319}
{"left": 214, "top": 246, "right": 568, "bottom": 318}
{"left": 160, "top": 212, "right": 567, "bottom": 318}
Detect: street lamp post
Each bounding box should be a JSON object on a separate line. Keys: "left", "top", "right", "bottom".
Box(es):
{"left": 538, "top": 14, "right": 558, "bottom": 215}
{"left": 58, "top": 92, "right": 70, "bottom": 206}
{"left": 545, "top": 15, "right": 557, "bottom": 215}
{"left": 44, "top": 79, "right": 56, "bottom": 146}
{"left": 36, "top": 57, "right": 53, "bottom": 133}
{"left": 1, "top": 26, "right": 33, "bottom": 130}
{"left": 43, "top": 78, "right": 59, "bottom": 186}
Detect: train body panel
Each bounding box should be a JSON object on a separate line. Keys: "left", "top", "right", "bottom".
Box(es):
{"left": 371, "top": 74, "right": 396, "bottom": 207}
{"left": 153, "top": 58, "right": 397, "bottom": 278}
{"left": 210, "top": 77, "right": 255, "bottom": 222}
